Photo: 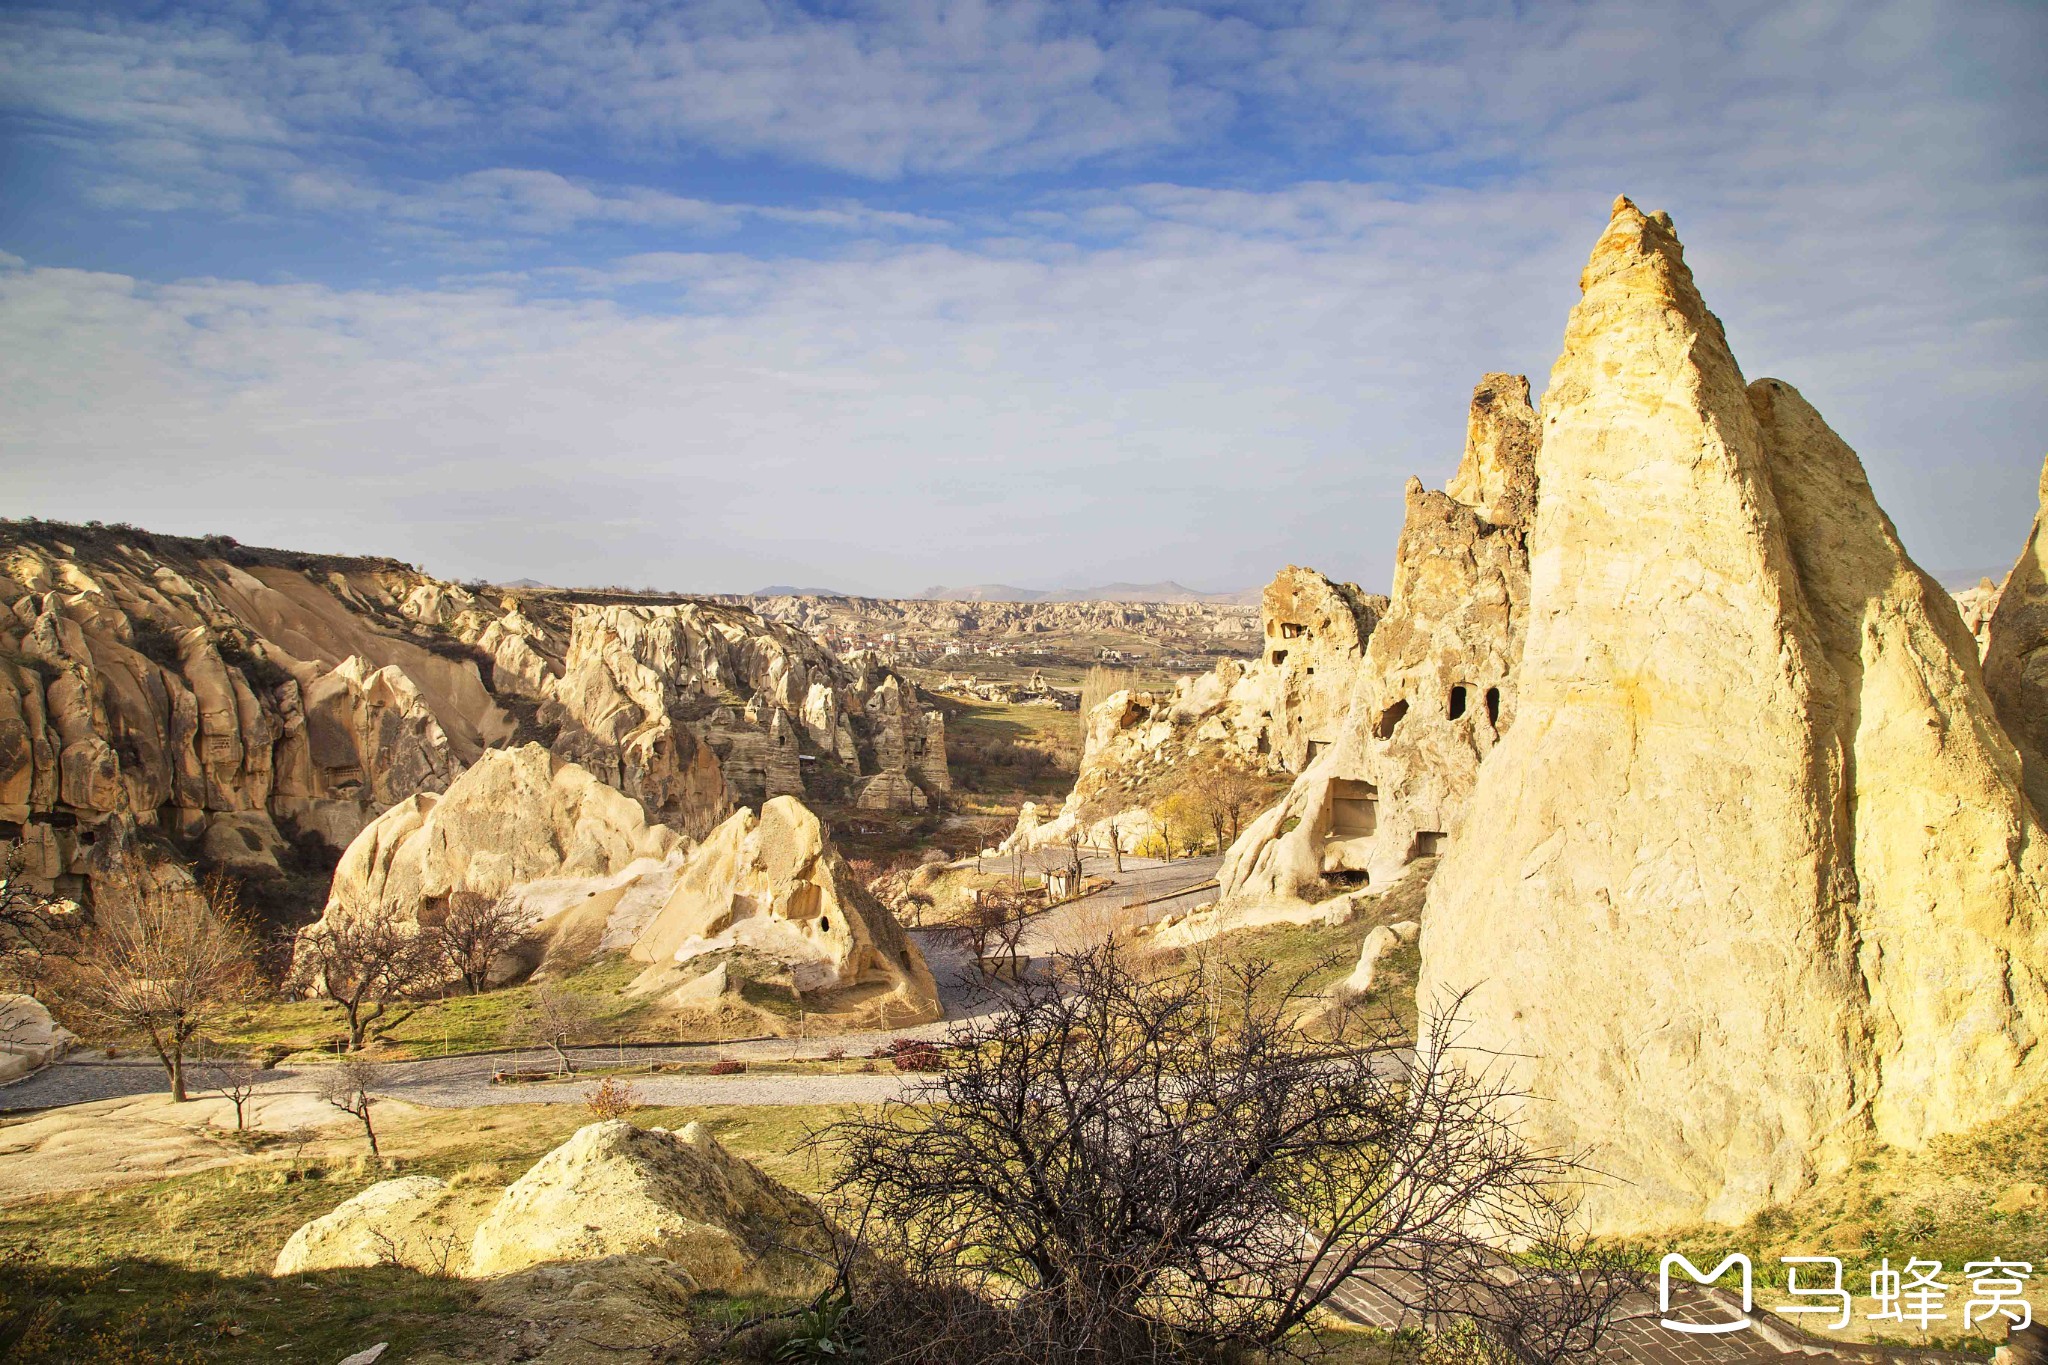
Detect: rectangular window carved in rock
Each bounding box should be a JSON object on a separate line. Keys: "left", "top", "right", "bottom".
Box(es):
{"left": 1330, "top": 779, "right": 1378, "bottom": 837}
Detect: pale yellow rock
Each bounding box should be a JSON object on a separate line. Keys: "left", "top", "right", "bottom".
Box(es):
{"left": 273, "top": 1175, "right": 463, "bottom": 1275}
{"left": 631, "top": 795, "right": 939, "bottom": 1022}
{"left": 1418, "top": 197, "right": 2048, "bottom": 1234}
{"left": 308, "top": 744, "right": 682, "bottom": 982}
{"left": 1984, "top": 454, "right": 2048, "bottom": 814}
{"left": 0, "top": 994, "right": 75, "bottom": 1083}
{"left": 465, "top": 1120, "right": 833, "bottom": 1293}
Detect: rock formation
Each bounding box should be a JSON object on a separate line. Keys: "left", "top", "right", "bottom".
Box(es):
{"left": 1984, "top": 455, "right": 2048, "bottom": 813}
{"left": 1418, "top": 197, "right": 2048, "bottom": 1233}
{"left": 466, "top": 1120, "right": 834, "bottom": 1292}
{"left": 1210, "top": 374, "right": 1535, "bottom": 918}
{"left": 0, "top": 525, "right": 952, "bottom": 913}
{"left": 0, "top": 993, "right": 75, "bottom": 1084}
{"left": 273, "top": 1174, "right": 464, "bottom": 1275}
{"left": 308, "top": 744, "right": 685, "bottom": 980}
{"left": 1010, "top": 566, "right": 1378, "bottom": 853}
{"left": 629, "top": 795, "right": 940, "bottom": 1024}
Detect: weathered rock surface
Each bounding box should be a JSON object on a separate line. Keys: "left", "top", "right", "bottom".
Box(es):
{"left": 1418, "top": 197, "right": 2048, "bottom": 1233}
{"left": 631, "top": 796, "right": 939, "bottom": 1024}
{"left": 307, "top": 744, "right": 684, "bottom": 981}
{"left": 273, "top": 1175, "right": 463, "bottom": 1275}
{"left": 466, "top": 1120, "right": 834, "bottom": 1292}
{"left": 1214, "top": 374, "right": 1535, "bottom": 918}
{"left": 0, "top": 526, "right": 952, "bottom": 911}
{"left": 1984, "top": 455, "right": 2048, "bottom": 814}
{"left": 1011, "top": 566, "right": 1376, "bottom": 854}
{"left": 0, "top": 993, "right": 75, "bottom": 1084}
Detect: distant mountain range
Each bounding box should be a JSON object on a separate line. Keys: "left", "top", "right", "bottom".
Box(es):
{"left": 914, "top": 580, "right": 1260, "bottom": 605}
{"left": 751, "top": 584, "right": 852, "bottom": 598}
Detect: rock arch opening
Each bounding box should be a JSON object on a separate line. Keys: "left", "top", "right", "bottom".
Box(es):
{"left": 1448, "top": 685, "right": 1469, "bottom": 720}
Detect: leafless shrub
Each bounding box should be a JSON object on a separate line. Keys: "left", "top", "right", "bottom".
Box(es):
{"left": 820, "top": 943, "right": 1634, "bottom": 1364}
{"left": 432, "top": 891, "right": 527, "bottom": 994}
{"left": 289, "top": 904, "right": 440, "bottom": 1049}
{"left": 66, "top": 876, "right": 256, "bottom": 1101}
{"left": 320, "top": 1053, "right": 383, "bottom": 1158}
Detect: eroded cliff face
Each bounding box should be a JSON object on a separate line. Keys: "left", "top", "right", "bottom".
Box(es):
{"left": 1984, "top": 456, "right": 2048, "bottom": 814}
{"left": 1416, "top": 198, "right": 2048, "bottom": 1234}
{"left": 0, "top": 528, "right": 512, "bottom": 906}
{"left": 0, "top": 526, "right": 952, "bottom": 914}
{"left": 1010, "top": 566, "right": 1378, "bottom": 854}
{"left": 1214, "top": 375, "right": 1535, "bottom": 915}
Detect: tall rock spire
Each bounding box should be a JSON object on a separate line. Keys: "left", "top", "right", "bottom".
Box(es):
{"left": 1417, "top": 197, "right": 2048, "bottom": 1232}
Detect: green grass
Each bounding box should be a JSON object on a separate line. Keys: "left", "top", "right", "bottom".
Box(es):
{"left": 0, "top": 1101, "right": 854, "bottom": 1362}
{"left": 209, "top": 955, "right": 665, "bottom": 1059}
{"left": 1642, "top": 1098, "right": 2047, "bottom": 1356}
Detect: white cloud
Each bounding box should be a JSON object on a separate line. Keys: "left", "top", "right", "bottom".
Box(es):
{"left": 2, "top": 177, "right": 2040, "bottom": 592}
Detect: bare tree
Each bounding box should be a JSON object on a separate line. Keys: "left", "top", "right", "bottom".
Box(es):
{"left": 320, "top": 1053, "right": 383, "bottom": 1158}
{"left": 949, "top": 890, "right": 1032, "bottom": 979}
{"left": 197, "top": 1046, "right": 264, "bottom": 1130}
{"left": 67, "top": 875, "right": 256, "bottom": 1102}
{"left": 510, "top": 984, "right": 596, "bottom": 1074}
{"left": 290, "top": 904, "right": 439, "bottom": 1050}
{"left": 432, "top": 891, "right": 526, "bottom": 994}
{"left": 1077, "top": 791, "right": 1127, "bottom": 873}
{"left": 824, "top": 943, "right": 1633, "bottom": 1364}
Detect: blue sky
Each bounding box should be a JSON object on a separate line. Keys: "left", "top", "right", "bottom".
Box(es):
{"left": 2, "top": 0, "right": 2044, "bottom": 596}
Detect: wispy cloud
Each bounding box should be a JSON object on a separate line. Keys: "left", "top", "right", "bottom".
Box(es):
{"left": 0, "top": 0, "right": 2042, "bottom": 591}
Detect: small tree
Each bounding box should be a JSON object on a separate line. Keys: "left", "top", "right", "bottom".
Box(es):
{"left": 511, "top": 984, "right": 596, "bottom": 1074}
{"left": 321, "top": 1053, "right": 382, "bottom": 1158}
{"left": 197, "top": 1047, "right": 264, "bottom": 1130}
{"left": 291, "top": 904, "right": 439, "bottom": 1049}
{"left": 826, "top": 944, "right": 1633, "bottom": 1362}
{"left": 68, "top": 875, "right": 255, "bottom": 1102}
{"left": 432, "top": 891, "right": 526, "bottom": 994}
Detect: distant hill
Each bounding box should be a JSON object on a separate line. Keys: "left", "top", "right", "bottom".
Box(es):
{"left": 917, "top": 580, "right": 1259, "bottom": 605}
{"left": 500, "top": 577, "right": 552, "bottom": 589}
{"left": 752, "top": 584, "right": 851, "bottom": 598}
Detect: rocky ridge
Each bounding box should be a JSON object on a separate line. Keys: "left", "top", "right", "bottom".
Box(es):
{"left": 0, "top": 525, "right": 949, "bottom": 915}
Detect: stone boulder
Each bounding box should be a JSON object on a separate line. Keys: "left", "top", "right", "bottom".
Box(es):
{"left": 1418, "top": 197, "right": 2048, "bottom": 1234}
{"left": 466, "top": 1121, "right": 834, "bottom": 1293}
{"left": 273, "top": 1175, "right": 462, "bottom": 1275}
{"left": 307, "top": 744, "right": 683, "bottom": 982}
{"left": 630, "top": 796, "right": 939, "bottom": 1023}
{"left": 0, "top": 994, "right": 76, "bottom": 1084}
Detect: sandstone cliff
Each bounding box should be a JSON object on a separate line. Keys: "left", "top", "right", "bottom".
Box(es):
{"left": 1417, "top": 198, "right": 2048, "bottom": 1233}
{"left": 0, "top": 525, "right": 951, "bottom": 917}
{"left": 1007, "top": 566, "right": 1379, "bottom": 854}
{"left": 1984, "top": 455, "right": 2048, "bottom": 814}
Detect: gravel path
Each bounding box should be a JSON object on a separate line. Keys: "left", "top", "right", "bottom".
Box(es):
{"left": 0, "top": 854, "right": 1226, "bottom": 1116}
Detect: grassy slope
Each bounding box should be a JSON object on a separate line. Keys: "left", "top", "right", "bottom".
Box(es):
{"left": 208, "top": 957, "right": 663, "bottom": 1059}
{"left": 1646, "top": 1099, "right": 2047, "bottom": 1356}
{"left": 0, "top": 1101, "right": 848, "bottom": 1364}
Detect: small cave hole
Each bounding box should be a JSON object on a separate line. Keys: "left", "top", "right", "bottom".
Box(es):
{"left": 820, "top": 915, "right": 831, "bottom": 933}
{"left": 1270, "top": 649, "right": 1289, "bottom": 666}
{"left": 1372, "top": 699, "right": 1408, "bottom": 740}
{"left": 1485, "top": 686, "right": 1501, "bottom": 726}
{"left": 1448, "top": 685, "right": 1469, "bottom": 720}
